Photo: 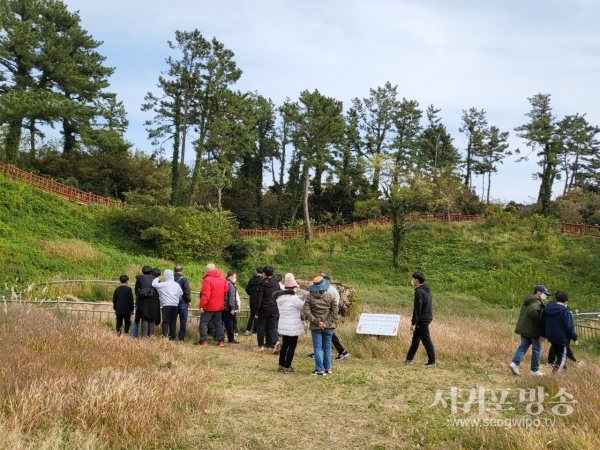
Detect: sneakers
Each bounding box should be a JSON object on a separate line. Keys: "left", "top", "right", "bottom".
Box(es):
{"left": 335, "top": 351, "right": 350, "bottom": 360}
{"left": 307, "top": 353, "right": 315, "bottom": 359}
{"left": 311, "top": 370, "right": 327, "bottom": 376}
{"left": 284, "top": 367, "right": 296, "bottom": 374}
{"left": 404, "top": 360, "right": 414, "bottom": 365}
{"left": 228, "top": 340, "right": 241, "bottom": 344}
{"left": 545, "top": 363, "right": 554, "bottom": 368}
{"left": 576, "top": 360, "right": 584, "bottom": 366}
{"left": 253, "top": 346, "right": 264, "bottom": 352}
{"left": 244, "top": 330, "right": 252, "bottom": 336}
{"left": 509, "top": 362, "right": 520, "bottom": 375}
{"left": 234, "top": 332, "right": 238, "bottom": 338}
{"left": 324, "top": 369, "right": 333, "bottom": 374}
{"left": 217, "top": 341, "right": 224, "bottom": 347}
{"left": 422, "top": 363, "right": 436, "bottom": 368}
{"left": 529, "top": 370, "right": 544, "bottom": 376}
{"left": 273, "top": 342, "right": 282, "bottom": 354}
{"left": 278, "top": 365, "right": 286, "bottom": 373}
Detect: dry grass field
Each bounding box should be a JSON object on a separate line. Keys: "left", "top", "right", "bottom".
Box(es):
{"left": 1, "top": 303, "right": 598, "bottom": 450}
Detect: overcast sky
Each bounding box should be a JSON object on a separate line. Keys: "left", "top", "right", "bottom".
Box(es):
{"left": 63, "top": 0, "right": 600, "bottom": 203}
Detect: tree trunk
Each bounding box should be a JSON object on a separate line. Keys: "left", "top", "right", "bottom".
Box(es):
{"left": 29, "top": 120, "right": 36, "bottom": 159}
{"left": 486, "top": 170, "right": 491, "bottom": 204}
{"left": 62, "top": 118, "right": 77, "bottom": 153}
{"left": 4, "top": 119, "right": 22, "bottom": 164}
{"left": 302, "top": 163, "right": 312, "bottom": 241}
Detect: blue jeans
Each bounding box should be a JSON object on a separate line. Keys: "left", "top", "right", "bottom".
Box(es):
{"left": 178, "top": 303, "right": 189, "bottom": 340}
{"left": 512, "top": 335, "right": 542, "bottom": 372}
{"left": 311, "top": 328, "right": 334, "bottom": 372}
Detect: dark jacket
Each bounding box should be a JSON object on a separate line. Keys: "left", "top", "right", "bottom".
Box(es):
{"left": 224, "top": 279, "right": 237, "bottom": 312}
{"left": 411, "top": 285, "right": 433, "bottom": 325}
{"left": 540, "top": 302, "right": 578, "bottom": 347}
{"left": 200, "top": 269, "right": 228, "bottom": 311}
{"left": 245, "top": 275, "right": 263, "bottom": 306}
{"left": 515, "top": 294, "right": 545, "bottom": 339}
{"left": 174, "top": 273, "right": 191, "bottom": 305}
{"left": 256, "top": 277, "right": 280, "bottom": 314}
{"left": 135, "top": 274, "right": 161, "bottom": 324}
{"left": 302, "top": 290, "right": 337, "bottom": 330}
{"left": 113, "top": 285, "right": 134, "bottom": 315}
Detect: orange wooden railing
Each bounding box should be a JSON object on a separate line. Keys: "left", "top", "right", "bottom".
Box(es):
{"left": 242, "top": 213, "right": 482, "bottom": 240}
{"left": 561, "top": 221, "right": 600, "bottom": 238}
{"left": 1, "top": 163, "right": 124, "bottom": 208}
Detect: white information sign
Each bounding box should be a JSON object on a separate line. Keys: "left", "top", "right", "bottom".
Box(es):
{"left": 356, "top": 313, "right": 401, "bottom": 336}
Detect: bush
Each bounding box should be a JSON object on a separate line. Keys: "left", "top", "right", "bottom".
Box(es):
{"left": 106, "top": 205, "right": 238, "bottom": 262}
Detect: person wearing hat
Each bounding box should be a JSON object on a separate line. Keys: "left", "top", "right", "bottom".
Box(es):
{"left": 303, "top": 276, "right": 338, "bottom": 376}
{"left": 540, "top": 290, "right": 578, "bottom": 373}
{"left": 307, "top": 274, "right": 350, "bottom": 361}
{"left": 274, "top": 273, "right": 305, "bottom": 373}
{"left": 509, "top": 284, "right": 550, "bottom": 376}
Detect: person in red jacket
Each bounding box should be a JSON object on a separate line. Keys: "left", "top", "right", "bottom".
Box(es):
{"left": 196, "top": 263, "right": 228, "bottom": 347}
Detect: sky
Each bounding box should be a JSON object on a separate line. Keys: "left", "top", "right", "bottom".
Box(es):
{"left": 62, "top": 0, "right": 600, "bottom": 203}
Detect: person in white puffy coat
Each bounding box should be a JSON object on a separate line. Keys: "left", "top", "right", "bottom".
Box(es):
{"left": 274, "top": 273, "right": 305, "bottom": 373}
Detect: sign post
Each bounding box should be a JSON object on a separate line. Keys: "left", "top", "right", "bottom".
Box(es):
{"left": 356, "top": 313, "right": 401, "bottom": 336}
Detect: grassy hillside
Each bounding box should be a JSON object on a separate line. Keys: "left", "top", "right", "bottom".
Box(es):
{"left": 0, "top": 175, "right": 210, "bottom": 289}
{"left": 245, "top": 216, "right": 600, "bottom": 312}
{"left": 3, "top": 172, "right": 600, "bottom": 312}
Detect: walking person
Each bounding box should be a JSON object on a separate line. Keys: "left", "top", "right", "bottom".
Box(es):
{"left": 274, "top": 273, "right": 305, "bottom": 373}
{"left": 244, "top": 267, "right": 263, "bottom": 335}
{"left": 152, "top": 269, "right": 183, "bottom": 340}
{"left": 303, "top": 276, "right": 338, "bottom": 376}
{"left": 174, "top": 265, "right": 191, "bottom": 341}
{"left": 224, "top": 271, "right": 241, "bottom": 344}
{"left": 254, "top": 266, "right": 280, "bottom": 353}
{"left": 197, "top": 264, "right": 228, "bottom": 347}
{"left": 540, "top": 291, "right": 578, "bottom": 373}
{"left": 404, "top": 272, "right": 436, "bottom": 368}
{"left": 509, "top": 284, "right": 549, "bottom": 376}
{"left": 112, "top": 274, "right": 134, "bottom": 336}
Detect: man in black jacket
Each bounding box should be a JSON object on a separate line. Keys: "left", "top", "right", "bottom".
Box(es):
{"left": 244, "top": 267, "right": 263, "bottom": 335}
{"left": 253, "top": 266, "right": 281, "bottom": 352}
{"left": 174, "top": 265, "right": 191, "bottom": 341}
{"left": 405, "top": 272, "right": 436, "bottom": 367}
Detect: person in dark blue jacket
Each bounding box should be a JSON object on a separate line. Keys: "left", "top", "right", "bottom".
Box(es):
{"left": 540, "top": 291, "right": 578, "bottom": 373}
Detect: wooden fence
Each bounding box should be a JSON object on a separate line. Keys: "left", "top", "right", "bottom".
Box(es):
{"left": 242, "top": 213, "right": 482, "bottom": 240}
{"left": 1, "top": 163, "right": 124, "bottom": 208}
{"left": 561, "top": 221, "right": 600, "bottom": 238}
{"left": 573, "top": 312, "right": 600, "bottom": 341}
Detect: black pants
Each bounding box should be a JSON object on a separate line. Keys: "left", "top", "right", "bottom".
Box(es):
{"left": 200, "top": 311, "right": 224, "bottom": 342}
{"left": 256, "top": 311, "right": 278, "bottom": 348}
{"left": 279, "top": 335, "right": 298, "bottom": 368}
{"left": 223, "top": 310, "right": 237, "bottom": 341}
{"left": 406, "top": 322, "right": 435, "bottom": 364}
{"left": 246, "top": 303, "right": 257, "bottom": 332}
{"left": 116, "top": 313, "right": 131, "bottom": 334}
{"left": 332, "top": 332, "right": 345, "bottom": 354}
{"left": 549, "top": 342, "right": 569, "bottom": 373}
{"left": 548, "top": 345, "right": 576, "bottom": 364}
{"left": 161, "top": 305, "right": 178, "bottom": 340}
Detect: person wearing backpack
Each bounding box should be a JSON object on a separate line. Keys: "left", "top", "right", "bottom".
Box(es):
{"left": 174, "top": 265, "right": 191, "bottom": 341}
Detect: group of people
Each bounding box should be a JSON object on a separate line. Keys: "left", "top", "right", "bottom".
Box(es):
{"left": 113, "top": 265, "right": 579, "bottom": 377}
{"left": 509, "top": 285, "right": 580, "bottom": 376}
{"left": 112, "top": 265, "right": 191, "bottom": 340}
